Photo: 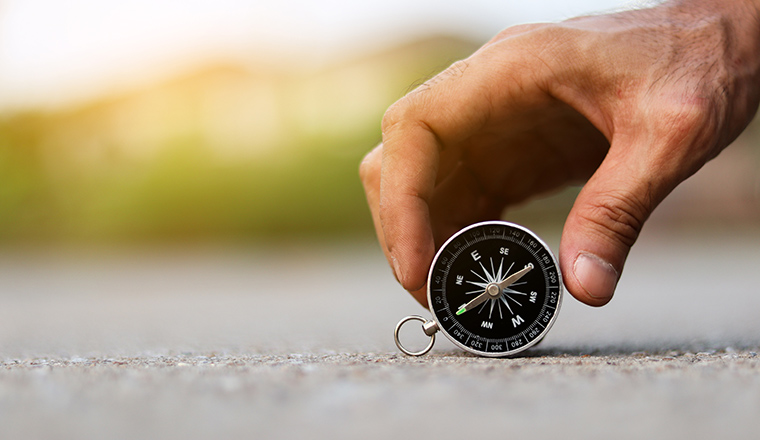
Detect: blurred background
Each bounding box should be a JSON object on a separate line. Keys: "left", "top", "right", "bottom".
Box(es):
{"left": 2, "top": 0, "right": 757, "bottom": 247}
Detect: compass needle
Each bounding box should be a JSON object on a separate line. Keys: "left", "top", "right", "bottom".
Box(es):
{"left": 496, "top": 263, "right": 534, "bottom": 290}
{"left": 405, "top": 221, "right": 563, "bottom": 357}
{"left": 502, "top": 262, "right": 515, "bottom": 283}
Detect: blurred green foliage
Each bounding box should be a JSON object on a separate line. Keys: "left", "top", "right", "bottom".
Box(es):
{"left": 0, "top": 116, "right": 379, "bottom": 245}
{"left": 5, "top": 33, "right": 753, "bottom": 246}
{"left": 0, "top": 35, "right": 482, "bottom": 245}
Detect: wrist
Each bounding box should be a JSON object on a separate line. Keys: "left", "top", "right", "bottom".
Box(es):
{"left": 667, "top": 0, "right": 759, "bottom": 11}
{"left": 665, "top": 0, "right": 760, "bottom": 25}
{"left": 663, "top": 0, "right": 760, "bottom": 75}
{"left": 665, "top": 0, "right": 760, "bottom": 126}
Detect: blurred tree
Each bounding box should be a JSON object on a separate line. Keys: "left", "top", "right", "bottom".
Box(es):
{"left": 0, "top": 35, "right": 481, "bottom": 245}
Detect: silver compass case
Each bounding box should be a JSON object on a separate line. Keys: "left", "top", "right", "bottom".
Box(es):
{"left": 424, "top": 221, "right": 563, "bottom": 357}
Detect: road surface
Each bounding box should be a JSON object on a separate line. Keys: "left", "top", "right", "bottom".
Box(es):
{"left": 1, "top": 228, "right": 759, "bottom": 439}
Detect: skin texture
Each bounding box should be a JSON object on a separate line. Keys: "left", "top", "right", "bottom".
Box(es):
{"left": 360, "top": 0, "right": 760, "bottom": 308}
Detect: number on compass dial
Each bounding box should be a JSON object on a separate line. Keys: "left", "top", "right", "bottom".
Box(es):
{"left": 427, "top": 221, "right": 562, "bottom": 356}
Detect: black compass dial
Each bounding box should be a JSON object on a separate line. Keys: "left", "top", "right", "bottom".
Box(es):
{"left": 427, "top": 221, "right": 562, "bottom": 357}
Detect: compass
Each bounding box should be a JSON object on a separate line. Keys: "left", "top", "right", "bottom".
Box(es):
{"left": 394, "top": 221, "right": 563, "bottom": 357}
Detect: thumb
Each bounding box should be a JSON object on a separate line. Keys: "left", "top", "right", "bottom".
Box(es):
{"left": 559, "top": 141, "right": 677, "bottom": 307}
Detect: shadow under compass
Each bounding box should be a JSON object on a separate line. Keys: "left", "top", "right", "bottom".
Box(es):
{"left": 424, "top": 340, "right": 760, "bottom": 359}
{"left": 522, "top": 342, "right": 760, "bottom": 357}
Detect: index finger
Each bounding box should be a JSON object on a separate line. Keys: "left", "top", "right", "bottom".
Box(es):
{"left": 379, "top": 117, "right": 442, "bottom": 303}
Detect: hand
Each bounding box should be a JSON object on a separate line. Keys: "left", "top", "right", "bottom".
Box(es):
{"left": 360, "top": 0, "right": 760, "bottom": 308}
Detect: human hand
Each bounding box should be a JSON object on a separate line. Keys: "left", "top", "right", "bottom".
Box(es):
{"left": 360, "top": 0, "right": 760, "bottom": 308}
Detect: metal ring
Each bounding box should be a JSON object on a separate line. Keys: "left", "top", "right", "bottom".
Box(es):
{"left": 394, "top": 315, "right": 436, "bottom": 356}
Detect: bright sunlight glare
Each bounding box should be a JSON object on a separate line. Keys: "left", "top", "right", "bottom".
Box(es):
{"left": 0, "top": 0, "right": 634, "bottom": 110}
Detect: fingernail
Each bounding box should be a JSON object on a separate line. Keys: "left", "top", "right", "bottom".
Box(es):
{"left": 573, "top": 252, "right": 619, "bottom": 300}
{"left": 391, "top": 255, "right": 405, "bottom": 286}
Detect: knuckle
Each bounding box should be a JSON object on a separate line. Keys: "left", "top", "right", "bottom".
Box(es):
{"left": 413, "top": 59, "right": 470, "bottom": 95}
{"left": 524, "top": 24, "right": 580, "bottom": 59}
{"left": 491, "top": 23, "right": 549, "bottom": 41}
{"left": 381, "top": 98, "right": 437, "bottom": 150}
{"left": 441, "top": 60, "right": 469, "bottom": 79}
{"left": 664, "top": 99, "right": 713, "bottom": 133}
{"left": 358, "top": 150, "right": 380, "bottom": 186}
{"left": 579, "top": 191, "right": 649, "bottom": 249}
{"left": 381, "top": 99, "right": 409, "bottom": 136}
{"left": 649, "top": 78, "right": 726, "bottom": 150}
{"left": 645, "top": 96, "right": 721, "bottom": 164}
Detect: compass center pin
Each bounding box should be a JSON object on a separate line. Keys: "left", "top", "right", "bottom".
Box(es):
{"left": 486, "top": 283, "right": 501, "bottom": 297}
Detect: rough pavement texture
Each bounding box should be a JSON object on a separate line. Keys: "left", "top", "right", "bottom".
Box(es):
{"left": 3, "top": 350, "right": 760, "bottom": 439}
{"left": 1, "top": 229, "right": 759, "bottom": 439}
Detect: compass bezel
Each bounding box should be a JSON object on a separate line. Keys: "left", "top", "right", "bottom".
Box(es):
{"left": 426, "top": 221, "right": 563, "bottom": 357}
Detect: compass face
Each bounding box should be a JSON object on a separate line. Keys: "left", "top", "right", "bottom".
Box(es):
{"left": 427, "top": 221, "right": 562, "bottom": 357}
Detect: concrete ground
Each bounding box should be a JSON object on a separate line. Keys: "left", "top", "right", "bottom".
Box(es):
{"left": 1, "top": 228, "right": 759, "bottom": 439}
